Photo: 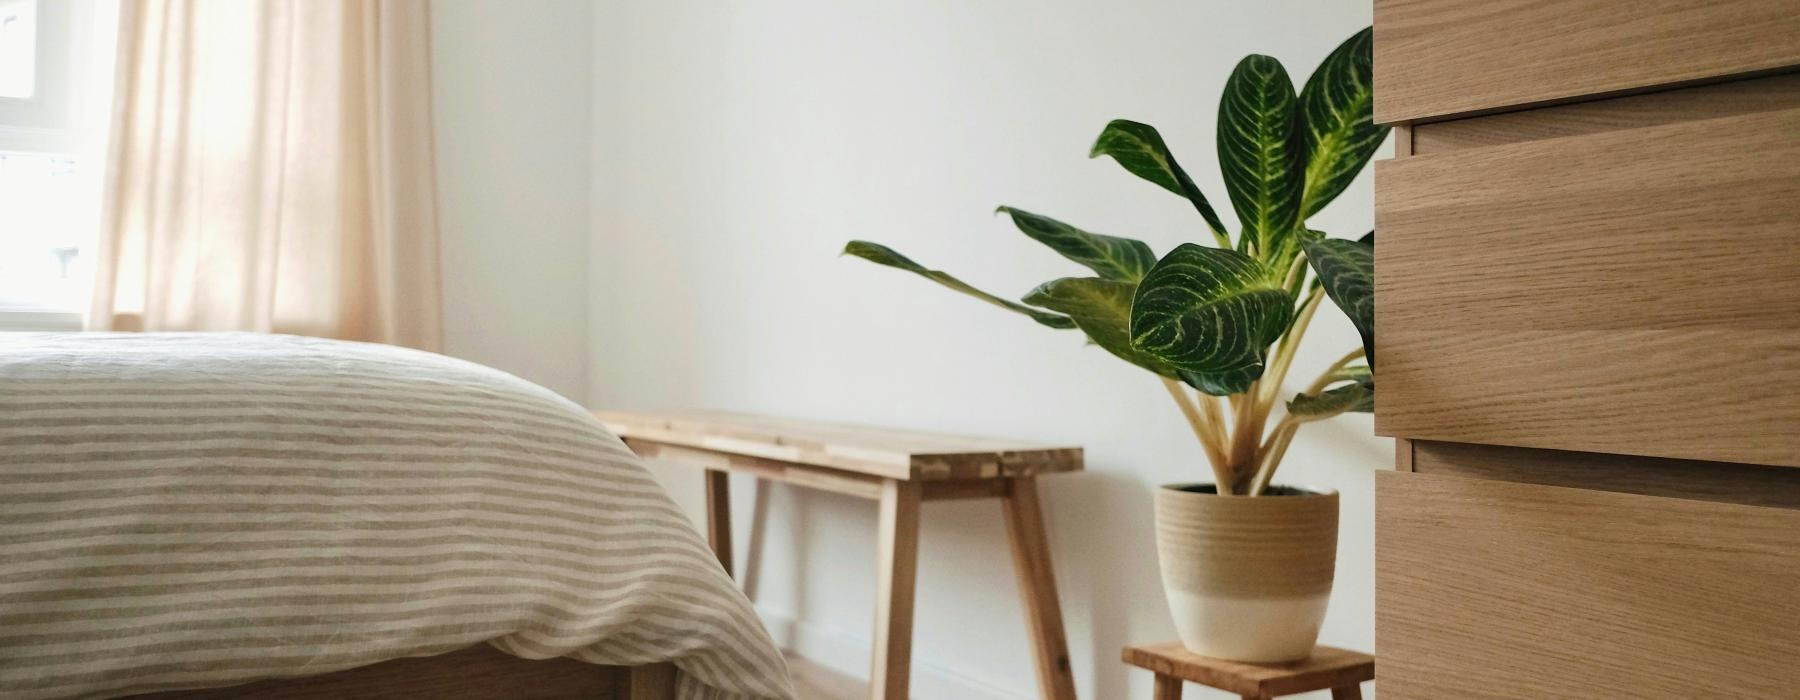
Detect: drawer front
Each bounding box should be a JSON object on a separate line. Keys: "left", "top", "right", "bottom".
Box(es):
{"left": 1374, "top": 105, "right": 1800, "bottom": 467}
{"left": 1377, "top": 470, "right": 1800, "bottom": 698}
{"left": 1374, "top": 0, "right": 1800, "bottom": 123}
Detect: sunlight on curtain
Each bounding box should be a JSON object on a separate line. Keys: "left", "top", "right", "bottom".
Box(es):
{"left": 91, "top": 0, "right": 441, "bottom": 350}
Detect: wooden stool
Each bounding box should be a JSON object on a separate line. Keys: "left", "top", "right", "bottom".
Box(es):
{"left": 1122, "top": 642, "right": 1373, "bottom": 700}
{"left": 598, "top": 410, "right": 1083, "bottom": 700}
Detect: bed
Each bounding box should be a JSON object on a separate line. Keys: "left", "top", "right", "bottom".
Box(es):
{"left": 0, "top": 333, "right": 793, "bottom": 700}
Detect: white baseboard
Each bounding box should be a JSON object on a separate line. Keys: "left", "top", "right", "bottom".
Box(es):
{"left": 757, "top": 606, "right": 1029, "bottom": 700}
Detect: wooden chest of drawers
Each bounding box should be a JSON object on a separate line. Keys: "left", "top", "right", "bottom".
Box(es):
{"left": 1373, "top": 2, "right": 1800, "bottom": 697}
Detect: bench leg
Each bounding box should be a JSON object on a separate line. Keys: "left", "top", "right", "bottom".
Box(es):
{"left": 1330, "top": 684, "right": 1364, "bottom": 700}
{"left": 1002, "top": 476, "right": 1077, "bottom": 700}
{"left": 704, "top": 470, "right": 733, "bottom": 577}
{"left": 871, "top": 479, "right": 920, "bottom": 700}
{"left": 622, "top": 662, "right": 677, "bottom": 700}
{"left": 1152, "top": 673, "right": 1182, "bottom": 700}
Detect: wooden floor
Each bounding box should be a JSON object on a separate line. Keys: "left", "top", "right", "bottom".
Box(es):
{"left": 787, "top": 653, "right": 863, "bottom": 700}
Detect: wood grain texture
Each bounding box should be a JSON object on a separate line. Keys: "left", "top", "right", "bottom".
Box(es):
{"left": 599, "top": 410, "right": 1081, "bottom": 481}
{"left": 1001, "top": 477, "right": 1077, "bottom": 700}
{"left": 1373, "top": 0, "right": 1800, "bottom": 123}
{"left": 1329, "top": 686, "right": 1362, "bottom": 700}
{"left": 625, "top": 439, "right": 887, "bottom": 500}
{"left": 1412, "top": 72, "right": 1800, "bottom": 153}
{"left": 1152, "top": 673, "right": 1184, "bottom": 700}
{"left": 1377, "top": 471, "right": 1800, "bottom": 699}
{"left": 703, "top": 470, "right": 734, "bottom": 576}
{"left": 125, "top": 645, "right": 663, "bottom": 699}
{"left": 1412, "top": 440, "right": 1800, "bottom": 509}
{"left": 1374, "top": 106, "right": 1800, "bottom": 467}
{"left": 616, "top": 412, "right": 1081, "bottom": 700}
{"left": 920, "top": 478, "right": 1010, "bottom": 500}
{"left": 623, "top": 663, "right": 677, "bottom": 700}
{"left": 1122, "top": 643, "right": 1373, "bottom": 697}
{"left": 870, "top": 479, "right": 921, "bottom": 700}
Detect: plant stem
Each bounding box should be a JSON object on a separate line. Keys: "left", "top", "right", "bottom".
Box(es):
{"left": 1197, "top": 391, "right": 1229, "bottom": 452}
{"left": 1256, "top": 289, "right": 1324, "bottom": 412}
{"left": 1226, "top": 378, "right": 1265, "bottom": 494}
{"left": 1247, "top": 420, "right": 1300, "bottom": 497}
{"left": 1282, "top": 251, "right": 1310, "bottom": 291}
{"left": 1161, "top": 377, "right": 1232, "bottom": 490}
{"left": 1230, "top": 286, "right": 1326, "bottom": 496}
{"left": 1303, "top": 348, "right": 1368, "bottom": 396}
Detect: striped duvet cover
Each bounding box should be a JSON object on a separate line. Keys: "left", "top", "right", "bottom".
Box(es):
{"left": 0, "top": 333, "right": 792, "bottom": 700}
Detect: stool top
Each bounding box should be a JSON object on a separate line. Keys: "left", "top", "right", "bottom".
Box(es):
{"left": 1122, "top": 642, "right": 1374, "bottom": 697}
{"left": 595, "top": 410, "right": 1083, "bottom": 481}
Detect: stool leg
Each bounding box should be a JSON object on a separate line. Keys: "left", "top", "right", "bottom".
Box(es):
{"left": 1001, "top": 476, "right": 1076, "bottom": 700}
{"left": 1152, "top": 673, "right": 1182, "bottom": 700}
{"left": 704, "top": 470, "right": 733, "bottom": 577}
{"left": 1331, "top": 684, "right": 1364, "bottom": 700}
{"left": 871, "top": 479, "right": 920, "bottom": 700}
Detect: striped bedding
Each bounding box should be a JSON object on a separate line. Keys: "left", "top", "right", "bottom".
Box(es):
{"left": 0, "top": 333, "right": 793, "bottom": 700}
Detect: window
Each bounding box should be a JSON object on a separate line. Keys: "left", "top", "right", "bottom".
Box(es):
{"left": 0, "top": 0, "right": 113, "bottom": 329}
{"left": 0, "top": 152, "right": 85, "bottom": 311}
{"left": 0, "top": 0, "right": 36, "bottom": 99}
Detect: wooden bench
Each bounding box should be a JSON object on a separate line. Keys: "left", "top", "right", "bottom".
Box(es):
{"left": 1123, "top": 642, "right": 1373, "bottom": 700}
{"left": 597, "top": 410, "right": 1082, "bottom": 700}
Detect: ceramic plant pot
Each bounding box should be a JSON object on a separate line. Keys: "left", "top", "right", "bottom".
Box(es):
{"left": 1153, "top": 483, "right": 1338, "bottom": 662}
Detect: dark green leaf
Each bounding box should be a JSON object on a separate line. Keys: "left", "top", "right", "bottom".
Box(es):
{"left": 843, "top": 241, "right": 1076, "bottom": 329}
{"left": 1302, "top": 237, "right": 1374, "bottom": 366}
{"left": 1287, "top": 380, "right": 1372, "bottom": 416}
{"left": 1180, "top": 367, "right": 1261, "bottom": 396}
{"left": 1298, "top": 27, "right": 1388, "bottom": 218}
{"left": 1089, "top": 119, "right": 1230, "bottom": 239}
{"left": 1021, "top": 277, "right": 1257, "bottom": 394}
{"left": 1129, "top": 243, "right": 1292, "bottom": 375}
{"left": 1023, "top": 277, "right": 1172, "bottom": 373}
{"left": 997, "top": 206, "right": 1156, "bottom": 281}
{"left": 1217, "top": 54, "right": 1303, "bottom": 263}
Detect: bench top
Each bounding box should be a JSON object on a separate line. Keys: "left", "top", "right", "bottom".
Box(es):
{"left": 1121, "top": 642, "right": 1373, "bottom": 697}
{"left": 595, "top": 410, "right": 1082, "bottom": 481}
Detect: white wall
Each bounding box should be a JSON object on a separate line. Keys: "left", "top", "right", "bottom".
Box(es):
{"left": 587, "top": 2, "right": 1389, "bottom": 698}
{"left": 432, "top": 0, "right": 593, "bottom": 399}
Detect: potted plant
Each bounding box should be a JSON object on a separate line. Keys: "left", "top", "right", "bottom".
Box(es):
{"left": 842, "top": 28, "right": 1381, "bottom": 662}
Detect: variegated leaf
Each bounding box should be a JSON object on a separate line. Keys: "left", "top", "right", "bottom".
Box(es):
{"left": 1023, "top": 277, "right": 1171, "bottom": 374}
{"left": 1129, "top": 243, "right": 1292, "bottom": 375}
{"left": 843, "top": 241, "right": 1076, "bottom": 329}
{"left": 1288, "top": 380, "right": 1372, "bottom": 416}
{"left": 1089, "top": 119, "right": 1230, "bottom": 239}
{"left": 1298, "top": 27, "right": 1387, "bottom": 219}
{"left": 1179, "top": 366, "right": 1262, "bottom": 397}
{"left": 1217, "top": 54, "right": 1303, "bottom": 264}
{"left": 1302, "top": 236, "right": 1373, "bottom": 365}
{"left": 1022, "top": 276, "right": 1260, "bottom": 395}
{"left": 997, "top": 207, "right": 1156, "bottom": 282}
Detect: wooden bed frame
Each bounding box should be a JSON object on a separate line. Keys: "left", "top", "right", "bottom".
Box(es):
{"left": 125, "top": 644, "right": 679, "bottom": 699}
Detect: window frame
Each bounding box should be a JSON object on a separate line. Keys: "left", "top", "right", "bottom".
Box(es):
{"left": 0, "top": 0, "right": 86, "bottom": 154}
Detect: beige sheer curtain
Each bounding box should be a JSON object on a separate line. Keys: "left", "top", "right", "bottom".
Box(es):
{"left": 90, "top": 0, "right": 442, "bottom": 350}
